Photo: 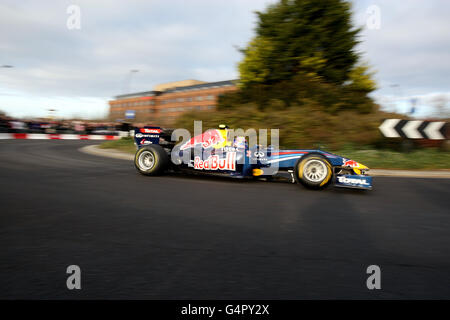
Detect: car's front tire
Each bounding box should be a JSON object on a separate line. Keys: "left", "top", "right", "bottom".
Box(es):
{"left": 295, "top": 154, "right": 332, "bottom": 189}
{"left": 134, "top": 145, "right": 169, "bottom": 176}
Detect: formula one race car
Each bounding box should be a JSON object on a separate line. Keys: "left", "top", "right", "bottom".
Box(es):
{"left": 133, "top": 125, "right": 372, "bottom": 190}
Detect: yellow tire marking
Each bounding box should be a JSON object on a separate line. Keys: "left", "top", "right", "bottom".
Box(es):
{"left": 298, "top": 161, "right": 305, "bottom": 178}
{"left": 319, "top": 163, "right": 332, "bottom": 186}
{"left": 152, "top": 151, "right": 158, "bottom": 169}
{"left": 299, "top": 156, "right": 332, "bottom": 186}
{"left": 136, "top": 148, "right": 158, "bottom": 172}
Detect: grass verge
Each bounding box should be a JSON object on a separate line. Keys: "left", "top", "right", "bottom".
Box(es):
{"left": 98, "top": 137, "right": 136, "bottom": 154}
{"left": 332, "top": 148, "right": 450, "bottom": 170}
{"left": 99, "top": 138, "right": 450, "bottom": 170}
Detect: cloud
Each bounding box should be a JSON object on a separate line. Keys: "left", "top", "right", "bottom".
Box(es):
{"left": 354, "top": 0, "right": 450, "bottom": 93}
{"left": 0, "top": 0, "right": 274, "bottom": 117}
{"left": 0, "top": 1, "right": 268, "bottom": 95}
{"left": 351, "top": 0, "right": 450, "bottom": 116}
{"left": 0, "top": 0, "right": 448, "bottom": 118}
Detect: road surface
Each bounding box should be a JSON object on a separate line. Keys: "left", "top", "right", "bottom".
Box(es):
{"left": 0, "top": 140, "right": 449, "bottom": 299}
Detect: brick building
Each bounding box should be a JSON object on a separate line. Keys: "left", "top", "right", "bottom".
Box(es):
{"left": 108, "top": 79, "right": 237, "bottom": 126}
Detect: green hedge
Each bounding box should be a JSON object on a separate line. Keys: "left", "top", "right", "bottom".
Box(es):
{"left": 175, "top": 103, "right": 396, "bottom": 150}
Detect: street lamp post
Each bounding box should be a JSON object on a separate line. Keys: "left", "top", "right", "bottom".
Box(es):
{"left": 48, "top": 109, "right": 57, "bottom": 120}
{"left": 123, "top": 69, "right": 139, "bottom": 94}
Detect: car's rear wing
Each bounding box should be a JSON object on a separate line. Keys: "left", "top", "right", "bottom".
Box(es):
{"left": 134, "top": 127, "right": 161, "bottom": 147}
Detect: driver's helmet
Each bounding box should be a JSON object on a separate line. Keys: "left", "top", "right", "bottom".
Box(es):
{"left": 218, "top": 124, "right": 246, "bottom": 149}
{"left": 212, "top": 124, "right": 229, "bottom": 148}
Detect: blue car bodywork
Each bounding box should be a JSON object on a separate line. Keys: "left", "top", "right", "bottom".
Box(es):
{"left": 133, "top": 126, "right": 372, "bottom": 190}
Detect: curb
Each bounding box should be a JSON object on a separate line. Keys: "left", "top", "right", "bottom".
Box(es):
{"left": 80, "top": 145, "right": 450, "bottom": 179}
{"left": 80, "top": 145, "right": 134, "bottom": 161}
{"left": 370, "top": 169, "right": 450, "bottom": 178}
{"left": 0, "top": 133, "right": 120, "bottom": 140}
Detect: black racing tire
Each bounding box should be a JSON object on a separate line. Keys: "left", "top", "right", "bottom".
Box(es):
{"left": 294, "top": 154, "right": 333, "bottom": 189}
{"left": 134, "top": 145, "right": 169, "bottom": 176}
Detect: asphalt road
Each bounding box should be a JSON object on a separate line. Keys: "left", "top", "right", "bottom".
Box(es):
{"left": 0, "top": 140, "right": 449, "bottom": 299}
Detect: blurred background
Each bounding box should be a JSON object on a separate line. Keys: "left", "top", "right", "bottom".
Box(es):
{"left": 0, "top": 1, "right": 449, "bottom": 154}
{"left": 1, "top": 0, "right": 450, "bottom": 300}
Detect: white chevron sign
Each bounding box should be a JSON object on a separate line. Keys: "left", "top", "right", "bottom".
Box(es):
{"left": 424, "top": 122, "right": 446, "bottom": 140}
{"left": 379, "top": 119, "right": 447, "bottom": 140}
{"left": 402, "top": 120, "right": 422, "bottom": 139}
{"left": 378, "top": 119, "right": 401, "bottom": 138}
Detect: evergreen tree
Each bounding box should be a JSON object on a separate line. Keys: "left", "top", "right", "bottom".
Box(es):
{"left": 238, "top": 0, "right": 374, "bottom": 93}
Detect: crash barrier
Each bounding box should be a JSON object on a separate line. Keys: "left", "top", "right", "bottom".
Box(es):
{"left": 379, "top": 119, "right": 448, "bottom": 140}
{"left": 0, "top": 133, "right": 120, "bottom": 140}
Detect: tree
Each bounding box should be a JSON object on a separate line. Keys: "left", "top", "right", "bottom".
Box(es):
{"left": 238, "top": 0, "right": 374, "bottom": 93}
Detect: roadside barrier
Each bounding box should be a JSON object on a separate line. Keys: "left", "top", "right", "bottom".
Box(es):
{"left": 379, "top": 119, "right": 448, "bottom": 140}
{"left": 0, "top": 133, "right": 120, "bottom": 140}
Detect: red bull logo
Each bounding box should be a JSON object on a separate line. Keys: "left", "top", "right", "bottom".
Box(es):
{"left": 181, "top": 129, "right": 225, "bottom": 150}
{"left": 194, "top": 152, "right": 236, "bottom": 171}
{"left": 343, "top": 160, "right": 359, "bottom": 167}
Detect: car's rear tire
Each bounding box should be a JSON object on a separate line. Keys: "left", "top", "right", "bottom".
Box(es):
{"left": 295, "top": 154, "right": 332, "bottom": 189}
{"left": 135, "top": 145, "right": 169, "bottom": 176}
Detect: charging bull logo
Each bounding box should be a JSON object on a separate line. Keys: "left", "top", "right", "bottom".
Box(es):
{"left": 181, "top": 129, "right": 225, "bottom": 150}
{"left": 194, "top": 152, "right": 236, "bottom": 171}
{"left": 342, "top": 159, "right": 369, "bottom": 175}
{"left": 343, "top": 160, "right": 359, "bottom": 167}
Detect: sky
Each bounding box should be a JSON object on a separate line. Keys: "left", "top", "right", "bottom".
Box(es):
{"left": 0, "top": 0, "right": 449, "bottom": 119}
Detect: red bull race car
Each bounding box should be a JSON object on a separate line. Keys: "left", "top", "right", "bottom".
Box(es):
{"left": 133, "top": 125, "right": 372, "bottom": 190}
